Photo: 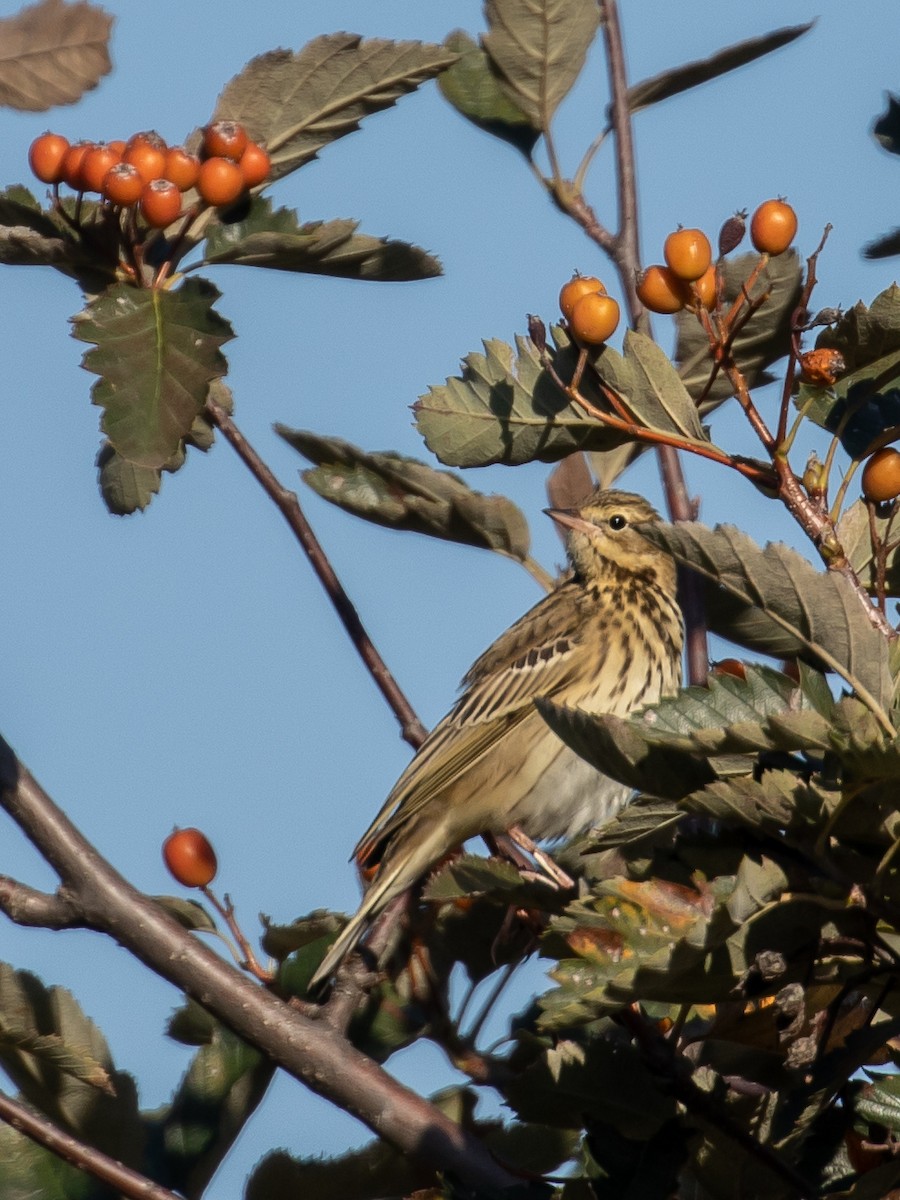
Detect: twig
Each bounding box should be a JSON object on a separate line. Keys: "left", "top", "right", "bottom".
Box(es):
{"left": 205, "top": 393, "right": 427, "bottom": 751}
{"left": 0, "top": 741, "right": 525, "bottom": 1196}
{"left": 0, "top": 875, "right": 82, "bottom": 928}
{"left": 0, "top": 1087, "right": 181, "bottom": 1200}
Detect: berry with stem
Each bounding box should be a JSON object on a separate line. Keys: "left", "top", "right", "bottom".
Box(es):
{"left": 750, "top": 199, "right": 798, "bottom": 255}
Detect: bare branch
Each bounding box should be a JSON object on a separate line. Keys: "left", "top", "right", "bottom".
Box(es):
{"left": 0, "top": 875, "right": 82, "bottom": 928}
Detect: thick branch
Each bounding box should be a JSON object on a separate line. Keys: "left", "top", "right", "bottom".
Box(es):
{"left": 0, "top": 741, "right": 523, "bottom": 1196}
{"left": 205, "top": 394, "right": 426, "bottom": 751}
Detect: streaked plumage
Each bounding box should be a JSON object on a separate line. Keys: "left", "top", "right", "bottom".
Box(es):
{"left": 312, "top": 489, "right": 683, "bottom": 987}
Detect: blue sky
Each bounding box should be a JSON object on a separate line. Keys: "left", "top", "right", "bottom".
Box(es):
{"left": 1, "top": 1, "right": 898, "bottom": 1193}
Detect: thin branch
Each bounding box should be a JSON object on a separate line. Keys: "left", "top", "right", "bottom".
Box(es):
{"left": 205, "top": 393, "right": 427, "bottom": 751}
{"left": 0, "top": 875, "right": 83, "bottom": 928}
{"left": 0, "top": 741, "right": 524, "bottom": 1196}
{"left": 0, "top": 1087, "right": 181, "bottom": 1200}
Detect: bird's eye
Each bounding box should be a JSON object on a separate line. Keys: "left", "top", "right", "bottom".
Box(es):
{"left": 609, "top": 514, "right": 627, "bottom": 530}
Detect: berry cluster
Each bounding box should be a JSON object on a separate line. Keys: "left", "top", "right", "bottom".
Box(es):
{"left": 558, "top": 274, "right": 620, "bottom": 347}
{"left": 636, "top": 199, "right": 798, "bottom": 316}
{"left": 28, "top": 121, "right": 271, "bottom": 230}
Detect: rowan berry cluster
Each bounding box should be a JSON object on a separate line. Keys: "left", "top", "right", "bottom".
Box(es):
{"left": 558, "top": 274, "right": 620, "bottom": 347}
{"left": 28, "top": 121, "right": 271, "bottom": 230}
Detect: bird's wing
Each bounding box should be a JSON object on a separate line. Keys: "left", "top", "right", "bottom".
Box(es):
{"left": 353, "top": 581, "right": 589, "bottom": 861}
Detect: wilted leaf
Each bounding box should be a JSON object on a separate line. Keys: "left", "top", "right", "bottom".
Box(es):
{"left": 203, "top": 201, "right": 441, "bottom": 281}
{"left": 482, "top": 0, "right": 599, "bottom": 132}
{"left": 623, "top": 24, "right": 811, "bottom": 115}
{"left": 438, "top": 29, "right": 540, "bottom": 156}
{"left": 837, "top": 498, "right": 900, "bottom": 597}
{"left": 0, "top": 0, "right": 112, "bottom": 112}
{"left": 640, "top": 520, "right": 893, "bottom": 721}
{"left": 873, "top": 92, "right": 900, "bottom": 157}
{"left": 211, "top": 35, "right": 457, "bottom": 181}
{"left": 72, "top": 279, "right": 233, "bottom": 469}
{"left": 676, "top": 251, "right": 802, "bottom": 408}
{"left": 278, "top": 426, "right": 532, "bottom": 562}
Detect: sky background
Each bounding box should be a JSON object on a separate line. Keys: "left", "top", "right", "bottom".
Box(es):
{"left": 0, "top": 1, "right": 898, "bottom": 1194}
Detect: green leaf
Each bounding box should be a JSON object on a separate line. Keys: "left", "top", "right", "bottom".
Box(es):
{"left": 482, "top": 0, "right": 599, "bottom": 132}
{"left": 278, "top": 426, "right": 532, "bottom": 561}
{"left": 620, "top": 330, "right": 706, "bottom": 441}
{"left": 837, "top": 498, "right": 900, "bottom": 597}
{"left": 211, "top": 35, "right": 458, "bottom": 181}
{"left": 423, "top": 853, "right": 550, "bottom": 906}
{"left": 203, "top": 201, "right": 441, "bottom": 281}
{"left": 152, "top": 896, "right": 217, "bottom": 933}
{"left": 260, "top": 910, "right": 345, "bottom": 961}
{"left": 640, "top": 519, "right": 894, "bottom": 723}
{"left": 675, "top": 250, "right": 802, "bottom": 408}
{"left": 814, "top": 283, "right": 900, "bottom": 375}
{"left": 72, "top": 279, "right": 233, "bottom": 469}
{"left": 685, "top": 772, "right": 832, "bottom": 838}
{"left": 416, "top": 335, "right": 642, "bottom": 468}
{"left": 438, "top": 30, "right": 540, "bottom": 156}
{"left": 0, "top": 0, "right": 113, "bottom": 112}
{"left": 623, "top": 23, "right": 812, "bottom": 115}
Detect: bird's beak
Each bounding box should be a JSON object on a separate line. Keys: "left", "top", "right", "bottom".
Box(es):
{"left": 544, "top": 506, "right": 595, "bottom": 536}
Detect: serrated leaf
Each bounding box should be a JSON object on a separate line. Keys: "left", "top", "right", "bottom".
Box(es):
{"left": 0, "top": 0, "right": 112, "bottom": 112}
{"left": 423, "top": 853, "right": 534, "bottom": 903}
{"left": 278, "top": 426, "right": 532, "bottom": 561}
{"left": 72, "top": 279, "right": 233, "bottom": 469}
{"left": 640, "top": 520, "right": 893, "bottom": 724}
{"left": 685, "top": 772, "right": 831, "bottom": 837}
{"left": 581, "top": 795, "right": 682, "bottom": 851}
{"left": 438, "top": 29, "right": 540, "bottom": 156}
{"left": 203, "top": 201, "right": 441, "bottom": 281}
{"left": 837, "top": 498, "right": 900, "bottom": 597}
{"left": 416, "top": 335, "right": 643, "bottom": 468}
{"left": 676, "top": 251, "right": 802, "bottom": 408}
{"left": 794, "top": 347, "right": 900, "bottom": 460}
{"left": 211, "top": 35, "right": 457, "bottom": 181}
{"left": 482, "top": 0, "right": 599, "bottom": 132}
{"left": 623, "top": 23, "right": 812, "bottom": 115}
{"left": 815, "top": 284, "right": 900, "bottom": 375}
{"left": 620, "top": 330, "right": 706, "bottom": 440}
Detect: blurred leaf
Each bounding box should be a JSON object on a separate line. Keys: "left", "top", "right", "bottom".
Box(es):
{"left": 203, "top": 200, "right": 441, "bottom": 281}
{"left": 211, "top": 35, "right": 457, "bottom": 181}
{"left": 862, "top": 227, "right": 900, "bottom": 260}
{"left": 260, "top": 909, "right": 344, "bottom": 960}
{"left": 279, "top": 426, "right": 531, "bottom": 561}
{"left": 0, "top": 184, "right": 72, "bottom": 266}
{"left": 506, "top": 1036, "right": 677, "bottom": 1136}
{"left": 873, "top": 91, "right": 900, "bottom": 156}
{"left": 423, "top": 852, "right": 561, "bottom": 909}
{"left": 166, "top": 998, "right": 217, "bottom": 1047}
{"left": 72, "top": 279, "right": 233, "bottom": 469}
{"left": 640, "top": 519, "right": 893, "bottom": 718}
{"left": 438, "top": 30, "right": 540, "bottom": 156}
{"left": 151, "top": 896, "right": 217, "bottom": 933}
{"left": 837, "top": 498, "right": 900, "bottom": 597}
{"left": 676, "top": 250, "right": 802, "bottom": 407}
{"left": 0, "top": 0, "right": 112, "bottom": 112}
{"left": 623, "top": 23, "right": 812, "bottom": 115}
{"left": 0, "top": 1120, "right": 97, "bottom": 1200}
{"left": 482, "top": 0, "right": 599, "bottom": 131}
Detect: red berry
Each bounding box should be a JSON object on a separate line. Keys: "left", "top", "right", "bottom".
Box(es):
{"left": 162, "top": 146, "right": 201, "bottom": 191}
{"left": 197, "top": 156, "right": 245, "bottom": 207}
{"left": 124, "top": 132, "right": 168, "bottom": 183}
{"left": 61, "top": 141, "right": 95, "bottom": 191}
{"left": 140, "top": 179, "right": 182, "bottom": 228}
{"left": 81, "top": 144, "right": 122, "bottom": 194}
{"left": 238, "top": 141, "right": 271, "bottom": 188}
{"left": 861, "top": 448, "right": 900, "bottom": 504}
{"left": 102, "top": 162, "right": 143, "bottom": 206}
{"left": 162, "top": 827, "right": 218, "bottom": 888}
{"left": 203, "top": 120, "right": 249, "bottom": 161}
{"left": 569, "top": 293, "right": 620, "bottom": 346}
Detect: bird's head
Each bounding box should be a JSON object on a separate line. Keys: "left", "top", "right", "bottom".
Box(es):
{"left": 545, "top": 488, "right": 675, "bottom": 586}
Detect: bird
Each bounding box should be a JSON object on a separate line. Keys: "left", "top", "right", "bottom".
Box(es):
{"left": 311, "top": 488, "right": 684, "bottom": 988}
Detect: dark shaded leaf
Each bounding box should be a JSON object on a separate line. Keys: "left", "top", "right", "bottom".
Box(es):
{"left": 203, "top": 200, "right": 441, "bottom": 281}
{"left": 623, "top": 24, "right": 812, "bottom": 116}
{"left": 423, "top": 853, "right": 547, "bottom": 905}
{"left": 260, "top": 910, "right": 344, "bottom": 961}
{"left": 482, "top": 0, "right": 599, "bottom": 131}
{"left": 72, "top": 279, "right": 233, "bottom": 469}
{"left": 873, "top": 91, "right": 900, "bottom": 156}
{"left": 795, "top": 354, "right": 900, "bottom": 461}
{"left": 640, "top": 520, "right": 893, "bottom": 721}
{"left": 837, "top": 498, "right": 900, "bottom": 598}
{"left": 0, "top": 1122, "right": 94, "bottom": 1200}
{"left": 684, "top": 772, "right": 832, "bottom": 838}
{"left": 0, "top": 0, "right": 112, "bottom": 112}
{"left": 676, "top": 251, "right": 802, "bottom": 407}
{"left": 279, "top": 426, "right": 532, "bottom": 561}
{"left": 581, "top": 796, "right": 682, "bottom": 851}
{"left": 862, "top": 227, "right": 900, "bottom": 260}
{"left": 438, "top": 29, "right": 540, "bottom": 157}
{"left": 211, "top": 35, "right": 457, "bottom": 181}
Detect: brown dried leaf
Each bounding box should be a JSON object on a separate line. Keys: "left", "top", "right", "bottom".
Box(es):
{"left": 0, "top": 0, "right": 112, "bottom": 112}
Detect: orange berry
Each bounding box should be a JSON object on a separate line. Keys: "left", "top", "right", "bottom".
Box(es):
{"left": 106, "top": 139, "right": 127, "bottom": 157}
{"left": 750, "top": 199, "right": 797, "bottom": 255}
{"left": 197, "top": 156, "right": 245, "bottom": 207}
{"left": 203, "top": 120, "right": 249, "bottom": 161}
{"left": 162, "top": 827, "right": 218, "bottom": 888}
{"left": 163, "top": 146, "right": 201, "bottom": 191}
{"left": 28, "top": 132, "right": 70, "bottom": 184}
{"left": 61, "top": 141, "right": 95, "bottom": 191}
{"left": 799, "top": 347, "right": 846, "bottom": 388}
{"left": 102, "top": 162, "right": 143, "bottom": 206}
{"left": 689, "top": 264, "right": 717, "bottom": 310}
{"left": 140, "top": 179, "right": 182, "bottom": 228}
{"left": 81, "top": 144, "right": 122, "bottom": 194}
{"left": 124, "top": 132, "right": 167, "bottom": 183}
{"left": 636, "top": 264, "right": 687, "bottom": 314}
{"left": 559, "top": 273, "right": 606, "bottom": 321}
{"left": 861, "top": 448, "right": 900, "bottom": 504}
{"left": 238, "top": 141, "right": 271, "bottom": 188}
{"left": 711, "top": 658, "right": 747, "bottom": 681}
{"left": 664, "top": 227, "right": 712, "bottom": 282}
{"left": 569, "top": 293, "right": 620, "bottom": 346}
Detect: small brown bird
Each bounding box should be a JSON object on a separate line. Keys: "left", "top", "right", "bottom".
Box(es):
{"left": 311, "top": 488, "right": 683, "bottom": 987}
